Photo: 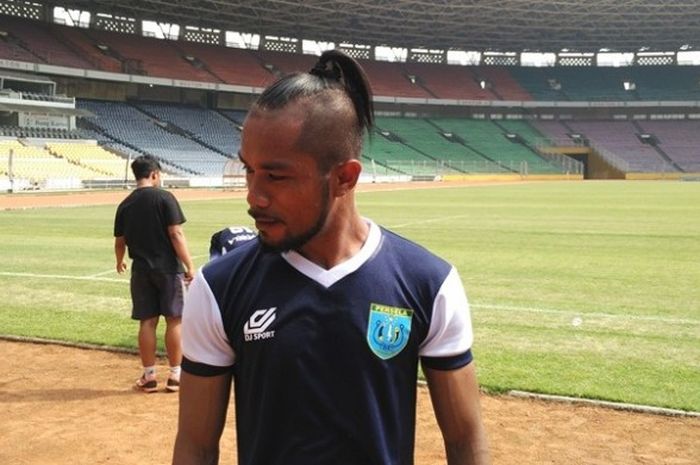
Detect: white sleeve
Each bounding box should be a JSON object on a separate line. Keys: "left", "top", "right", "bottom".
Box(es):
{"left": 182, "top": 269, "right": 236, "bottom": 367}
{"left": 418, "top": 266, "right": 474, "bottom": 357}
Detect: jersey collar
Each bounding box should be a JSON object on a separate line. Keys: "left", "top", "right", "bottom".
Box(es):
{"left": 281, "top": 219, "right": 381, "bottom": 288}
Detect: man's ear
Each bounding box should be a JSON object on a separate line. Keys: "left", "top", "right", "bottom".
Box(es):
{"left": 332, "top": 159, "right": 362, "bottom": 197}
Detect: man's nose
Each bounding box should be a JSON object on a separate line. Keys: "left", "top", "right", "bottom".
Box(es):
{"left": 246, "top": 178, "right": 270, "bottom": 209}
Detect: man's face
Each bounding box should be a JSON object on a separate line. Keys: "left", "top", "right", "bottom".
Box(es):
{"left": 240, "top": 107, "right": 332, "bottom": 253}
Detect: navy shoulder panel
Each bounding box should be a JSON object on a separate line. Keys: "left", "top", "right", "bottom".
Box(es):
{"left": 379, "top": 227, "right": 453, "bottom": 283}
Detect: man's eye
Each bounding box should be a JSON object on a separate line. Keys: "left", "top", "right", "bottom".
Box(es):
{"left": 268, "top": 173, "right": 287, "bottom": 181}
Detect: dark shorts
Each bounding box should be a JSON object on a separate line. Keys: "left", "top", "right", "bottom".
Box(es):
{"left": 130, "top": 269, "right": 185, "bottom": 320}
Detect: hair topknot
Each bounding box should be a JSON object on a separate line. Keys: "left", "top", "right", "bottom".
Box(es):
{"left": 253, "top": 49, "right": 374, "bottom": 133}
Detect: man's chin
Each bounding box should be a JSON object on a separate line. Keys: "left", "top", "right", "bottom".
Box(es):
{"left": 257, "top": 233, "right": 313, "bottom": 254}
{"left": 257, "top": 235, "right": 293, "bottom": 254}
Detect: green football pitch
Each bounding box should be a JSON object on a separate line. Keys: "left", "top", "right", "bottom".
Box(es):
{"left": 0, "top": 180, "right": 698, "bottom": 411}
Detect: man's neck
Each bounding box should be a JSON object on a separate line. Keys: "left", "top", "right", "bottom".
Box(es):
{"left": 136, "top": 180, "right": 156, "bottom": 189}
{"left": 297, "top": 212, "right": 369, "bottom": 270}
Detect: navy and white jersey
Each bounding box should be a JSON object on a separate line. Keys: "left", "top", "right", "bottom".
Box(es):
{"left": 182, "top": 220, "right": 474, "bottom": 465}
{"left": 208, "top": 226, "right": 257, "bottom": 260}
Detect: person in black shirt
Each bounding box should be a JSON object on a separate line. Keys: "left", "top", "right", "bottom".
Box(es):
{"left": 114, "top": 155, "right": 195, "bottom": 393}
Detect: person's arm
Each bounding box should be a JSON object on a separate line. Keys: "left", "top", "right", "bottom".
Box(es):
{"left": 114, "top": 236, "right": 127, "bottom": 273}
{"left": 168, "top": 224, "right": 195, "bottom": 283}
{"left": 172, "top": 370, "right": 233, "bottom": 465}
{"left": 423, "top": 362, "right": 491, "bottom": 465}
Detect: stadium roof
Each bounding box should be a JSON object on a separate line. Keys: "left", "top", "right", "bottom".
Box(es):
{"left": 49, "top": 0, "right": 700, "bottom": 53}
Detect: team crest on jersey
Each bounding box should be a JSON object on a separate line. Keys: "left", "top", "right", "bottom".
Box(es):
{"left": 367, "top": 303, "right": 413, "bottom": 360}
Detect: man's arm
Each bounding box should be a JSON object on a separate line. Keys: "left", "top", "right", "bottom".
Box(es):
{"left": 168, "top": 224, "right": 195, "bottom": 283}
{"left": 172, "top": 371, "right": 233, "bottom": 465}
{"left": 423, "top": 362, "right": 491, "bottom": 465}
{"left": 114, "top": 236, "right": 127, "bottom": 273}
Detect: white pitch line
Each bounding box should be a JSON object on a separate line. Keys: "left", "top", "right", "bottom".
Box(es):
{"left": 86, "top": 254, "right": 209, "bottom": 278}
{"left": 472, "top": 303, "right": 699, "bottom": 326}
{"left": 389, "top": 214, "right": 471, "bottom": 229}
{"left": 0, "top": 271, "right": 126, "bottom": 283}
{"left": 0, "top": 271, "right": 697, "bottom": 326}
{"left": 88, "top": 269, "right": 116, "bottom": 278}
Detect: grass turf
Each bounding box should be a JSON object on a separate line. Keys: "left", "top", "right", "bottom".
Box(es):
{"left": 0, "top": 180, "right": 698, "bottom": 410}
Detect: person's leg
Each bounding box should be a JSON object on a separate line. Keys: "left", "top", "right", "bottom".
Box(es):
{"left": 134, "top": 316, "right": 160, "bottom": 392}
{"left": 164, "top": 315, "right": 182, "bottom": 369}
{"left": 159, "top": 272, "right": 185, "bottom": 392}
{"left": 164, "top": 316, "right": 182, "bottom": 392}
{"left": 131, "top": 269, "right": 160, "bottom": 392}
{"left": 138, "top": 316, "right": 160, "bottom": 368}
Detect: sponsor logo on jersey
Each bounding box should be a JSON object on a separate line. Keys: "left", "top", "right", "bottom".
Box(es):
{"left": 367, "top": 303, "right": 413, "bottom": 359}
{"left": 244, "top": 307, "right": 277, "bottom": 342}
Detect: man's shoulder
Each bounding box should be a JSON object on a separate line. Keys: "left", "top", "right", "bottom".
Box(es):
{"left": 151, "top": 187, "right": 177, "bottom": 201}
{"left": 380, "top": 227, "right": 448, "bottom": 262}
{"left": 119, "top": 186, "right": 165, "bottom": 200}
{"left": 200, "top": 239, "right": 282, "bottom": 305}
{"left": 203, "top": 239, "right": 261, "bottom": 279}
{"left": 377, "top": 227, "right": 453, "bottom": 283}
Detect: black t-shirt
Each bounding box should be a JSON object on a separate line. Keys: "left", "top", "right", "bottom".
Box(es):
{"left": 114, "top": 187, "right": 186, "bottom": 273}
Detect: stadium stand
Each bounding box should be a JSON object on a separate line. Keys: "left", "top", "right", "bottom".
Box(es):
{"left": 362, "top": 128, "right": 440, "bottom": 176}
{"left": 79, "top": 29, "right": 218, "bottom": 81}
{"left": 132, "top": 102, "right": 241, "bottom": 156}
{"left": 373, "top": 117, "right": 504, "bottom": 173}
{"left": 628, "top": 66, "right": 700, "bottom": 101}
{"left": 477, "top": 67, "right": 533, "bottom": 101}
{"left": 529, "top": 120, "right": 581, "bottom": 146}
{"left": 496, "top": 120, "right": 551, "bottom": 147}
{"left": 1, "top": 11, "right": 699, "bottom": 187}
{"left": 566, "top": 120, "right": 676, "bottom": 172}
{"left": 0, "top": 16, "right": 94, "bottom": 68}
{"left": 49, "top": 22, "right": 122, "bottom": 73}
{"left": 511, "top": 67, "right": 635, "bottom": 101}
{"left": 46, "top": 142, "right": 129, "bottom": 178}
{"left": 427, "top": 118, "right": 560, "bottom": 173}
{"left": 0, "top": 139, "right": 106, "bottom": 183}
{"left": 0, "top": 14, "right": 697, "bottom": 104}
{"left": 401, "top": 62, "right": 496, "bottom": 100}
{"left": 176, "top": 42, "right": 273, "bottom": 87}
{"left": 0, "top": 126, "right": 82, "bottom": 139}
{"left": 220, "top": 110, "right": 248, "bottom": 126}
{"left": 256, "top": 50, "right": 317, "bottom": 77}
{"left": 358, "top": 59, "right": 432, "bottom": 99}
{"left": 636, "top": 120, "right": 700, "bottom": 172}
{"left": 508, "top": 67, "right": 567, "bottom": 101}
{"left": 77, "top": 100, "right": 230, "bottom": 176}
